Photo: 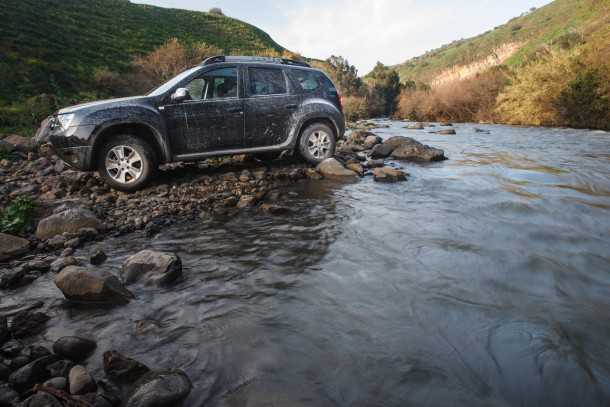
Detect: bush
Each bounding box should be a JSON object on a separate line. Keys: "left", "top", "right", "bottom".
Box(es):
{"left": 0, "top": 196, "right": 36, "bottom": 235}
{"left": 342, "top": 96, "right": 369, "bottom": 121}
{"left": 24, "top": 94, "right": 59, "bottom": 125}
{"left": 556, "top": 69, "right": 609, "bottom": 129}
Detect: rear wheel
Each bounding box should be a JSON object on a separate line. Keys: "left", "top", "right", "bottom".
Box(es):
{"left": 98, "top": 134, "right": 156, "bottom": 192}
{"left": 298, "top": 123, "right": 336, "bottom": 165}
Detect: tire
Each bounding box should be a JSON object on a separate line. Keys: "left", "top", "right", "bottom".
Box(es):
{"left": 97, "top": 134, "right": 157, "bottom": 192}
{"left": 298, "top": 123, "right": 336, "bottom": 165}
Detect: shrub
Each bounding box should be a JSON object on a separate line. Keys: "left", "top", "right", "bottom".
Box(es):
{"left": 496, "top": 48, "right": 579, "bottom": 126}
{"left": 556, "top": 69, "right": 609, "bottom": 129}
{"left": 23, "top": 94, "right": 59, "bottom": 125}
{"left": 342, "top": 96, "right": 369, "bottom": 121}
{"left": 0, "top": 196, "right": 36, "bottom": 234}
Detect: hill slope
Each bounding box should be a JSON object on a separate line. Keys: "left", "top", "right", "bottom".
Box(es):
{"left": 393, "top": 0, "right": 610, "bottom": 85}
{"left": 0, "top": 0, "right": 286, "bottom": 103}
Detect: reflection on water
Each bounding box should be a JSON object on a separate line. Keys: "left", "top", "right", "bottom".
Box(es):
{"left": 5, "top": 122, "right": 610, "bottom": 406}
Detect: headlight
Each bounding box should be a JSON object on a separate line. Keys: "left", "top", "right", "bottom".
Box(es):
{"left": 56, "top": 114, "right": 75, "bottom": 130}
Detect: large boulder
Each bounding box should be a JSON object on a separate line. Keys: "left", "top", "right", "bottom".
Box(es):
{"left": 36, "top": 208, "right": 101, "bottom": 240}
{"left": 54, "top": 266, "right": 134, "bottom": 305}
{"left": 316, "top": 158, "right": 358, "bottom": 177}
{"left": 370, "top": 143, "right": 394, "bottom": 159}
{"left": 0, "top": 233, "right": 30, "bottom": 261}
{"left": 372, "top": 136, "right": 447, "bottom": 162}
{"left": 126, "top": 369, "right": 192, "bottom": 407}
{"left": 121, "top": 250, "right": 182, "bottom": 287}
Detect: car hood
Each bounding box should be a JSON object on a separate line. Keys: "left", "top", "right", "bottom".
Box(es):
{"left": 57, "top": 96, "right": 150, "bottom": 115}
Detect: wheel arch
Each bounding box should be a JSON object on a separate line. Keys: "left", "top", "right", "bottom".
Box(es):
{"left": 295, "top": 116, "right": 340, "bottom": 145}
{"left": 91, "top": 122, "right": 169, "bottom": 166}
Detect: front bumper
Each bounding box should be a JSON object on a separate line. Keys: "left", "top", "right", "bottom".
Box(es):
{"left": 36, "top": 118, "right": 96, "bottom": 171}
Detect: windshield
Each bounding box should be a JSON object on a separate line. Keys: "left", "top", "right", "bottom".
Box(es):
{"left": 147, "top": 67, "right": 200, "bottom": 97}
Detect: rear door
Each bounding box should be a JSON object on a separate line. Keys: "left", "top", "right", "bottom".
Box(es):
{"left": 243, "top": 66, "right": 300, "bottom": 147}
{"left": 164, "top": 66, "right": 244, "bottom": 155}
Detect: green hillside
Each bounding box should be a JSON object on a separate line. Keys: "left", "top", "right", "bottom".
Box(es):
{"left": 393, "top": 0, "right": 610, "bottom": 83}
{"left": 0, "top": 0, "right": 285, "bottom": 103}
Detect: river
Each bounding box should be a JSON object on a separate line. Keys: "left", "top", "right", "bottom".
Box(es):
{"left": 4, "top": 120, "right": 610, "bottom": 406}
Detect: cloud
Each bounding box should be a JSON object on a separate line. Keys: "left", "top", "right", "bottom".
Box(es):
{"left": 266, "top": 0, "right": 547, "bottom": 75}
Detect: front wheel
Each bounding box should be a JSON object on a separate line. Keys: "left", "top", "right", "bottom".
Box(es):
{"left": 97, "top": 134, "right": 157, "bottom": 192}
{"left": 298, "top": 123, "right": 336, "bottom": 165}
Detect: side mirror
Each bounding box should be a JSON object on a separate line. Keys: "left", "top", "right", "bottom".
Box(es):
{"left": 171, "top": 88, "right": 190, "bottom": 103}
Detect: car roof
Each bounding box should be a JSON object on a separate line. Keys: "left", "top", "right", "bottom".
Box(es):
{"left": 200, "top": 55, "right": 311, "bottom": 68}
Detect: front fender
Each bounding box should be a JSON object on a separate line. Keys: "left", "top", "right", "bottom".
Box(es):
{"left": 86, "top": 107, "right": 171, "bottom": 163}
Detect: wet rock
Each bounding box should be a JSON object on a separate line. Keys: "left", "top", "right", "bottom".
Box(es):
{"left": 9, "top": 355, "right": 58, "bottom": 392}
{"left": 46, "top": 359, "right": 74, "bottom": 378}
{"left": 0, "top": 382, "right": 19, "bottom": 406}
{"left": 69, "top": 365, "right": 97, "bottom": 395}
{"left": 0, "top": 233, "right": 30, "bottom": 262}
{"left": 0, "top": 364, "right": 10, "bottom": 381}
{"left": 391, "top": 141, "right": 446, "bottom": 162}
{"left": 36, "top": 208, "right": 101, "bottom": 240}
{"left": 25, "top": 259, "right": 50, "bottom": 272}
{"left": 0, "top": 267, "right": 39, "bottom": 289}
{"left": 121, "top": 250, "right": 182, "bottom": 287}
{"left": 0, "top": 134, "right": 35, "bottom": 153}
{"left": 0, "top": 317, "right": 8, "bottom": 346}
{"left": 53, "top": 337, "right": 97, "bottom": 362}
{"left": 126, "top": 369, "right": 192, "bottom": 407}
{"left": 405, "top": 122, "right": 425, "bottom": 130}
{"left": 10, "top": 310, "right": 50, "bottom": 339}
{"left": 475, "top": 127, "right": 491, "bottom": 134}
{"left": 20, "top": 392, "right": 63, "bottom": 407}
{"left": 50, "top": 256, "right": 78, "bottom": 273}
{"left": 435, "top": 129, "right": 456, "bottom": 135}
{"left": 370, "top": 143, "right": 395, "bottom": 159}
{"left": 1, "top": 340, "right": 23, "bottom": 357}
{"left": 345, "top": 162, "right": 364, "bottom": 176}
{"left": 365, "top": 158, "right": 385, "bottom": 168}
{"left": 54, "top": 266, "right": 134, "bottom": 305}
{"left": 90, "top": 249, "right": 107, "bottom": 266}
{"left": 316, "top": 158, "right": 358, "bottom": 177}
{"left": 259, "top": 203, "right": 292, "bottom": 215}
{"left": 43, "top": 376, "right": 67, "bottom": 390}
{"left": 237, "top": 195, "right": 257, "bottom": 209}
{"left": 103, "top": 351, "right": 150, "bottom": 383}
{"left": 440, "top": 122, "right": 453, "bottom": 126}
{"left": 363, "top": 135, "right": 382, "bottom": 149}
{"left": 373, "top": 167, "right": 409, "bottom": 183}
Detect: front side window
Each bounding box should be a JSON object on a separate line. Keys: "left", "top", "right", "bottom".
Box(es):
{"left": 249, "top": 68, "right": 287, "bottom": 96}
{"left": 184, "top": 67, "right": 238, "bottom": 101}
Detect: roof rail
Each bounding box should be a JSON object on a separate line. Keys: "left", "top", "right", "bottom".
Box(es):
{"left": 201, "top": 55, "right": 311, "bottom": 68}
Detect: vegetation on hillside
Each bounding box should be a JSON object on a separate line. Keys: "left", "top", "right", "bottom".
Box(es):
{"left": 395, "top": 0, "right": 609, "bottom": 130}
{"left": 0, "top": 0, "right": 287, "bottom": 134}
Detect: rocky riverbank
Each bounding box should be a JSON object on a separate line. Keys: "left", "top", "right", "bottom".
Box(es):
{"left": 0, "top": 129, "right": 447, "bottom": 406}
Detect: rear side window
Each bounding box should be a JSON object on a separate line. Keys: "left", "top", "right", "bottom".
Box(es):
{"left": 249, "top": 68, "right": 287, "bottom": 96}
{"left": 291, "top": 70, "right": 335, "bottom": 93}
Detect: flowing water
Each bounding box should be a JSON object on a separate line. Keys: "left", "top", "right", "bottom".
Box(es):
{"left": 4, "top": 121, "right": 610, "bottom": 406}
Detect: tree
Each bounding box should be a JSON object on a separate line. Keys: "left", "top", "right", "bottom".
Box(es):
{"left": 365, "top": 62, "right": 402, "bottom": 116}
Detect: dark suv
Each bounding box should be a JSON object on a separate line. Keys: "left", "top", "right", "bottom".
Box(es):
{"left": 36, "top": 56, "right": 345, "bottom": 191}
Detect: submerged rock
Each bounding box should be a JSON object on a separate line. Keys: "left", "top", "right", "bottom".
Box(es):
{"left": 36, "top": 208, "right": 101, "bottom": 240}
{"left": 19, "top": 392, "right": 63, "bottom": 407}
{"left": 126, "top": 369, "right": 192, "bottom": 407}
{"left": 0, "top": 233, "right": 30, "bottom": 262}
{"left": 121, "top": 250, "right": 182, "bottom": 287}
{"left": 405, "top": 122, "right": 425, "bottom": 130}
{"left": 103, "top": 351, "right": 150, "bottom": 383}
{"left": 54, "top": 266, "right": 134, "bottom": 305}
{"left": 10, "top": 310, "right": 50, "bottom": 339}
{"left": 53, "top": 337, "right": 97, "bottom": 362}
{"left": 373, "top": 167, "right": 409, "bottom": 183}
{"left": 316, "top": 158, "right": 358, "bottom": 177}
{"left": 435, "top": 129, "right": 456, "bottom": 135}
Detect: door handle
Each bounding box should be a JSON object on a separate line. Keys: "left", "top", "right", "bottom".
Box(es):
{"left": 286, "top": 104, "right": 298, "bottom": 110}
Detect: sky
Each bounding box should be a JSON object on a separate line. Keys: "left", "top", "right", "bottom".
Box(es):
{"left": 133, "top": 0, "right": 553, "bottom": 75}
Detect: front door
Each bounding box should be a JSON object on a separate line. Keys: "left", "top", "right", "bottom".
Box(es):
{"left": 244, "top": 67, "right": 299, "bottom": 147}
{"left": 164, "top": 66, "right": 244, "bottom": 156}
